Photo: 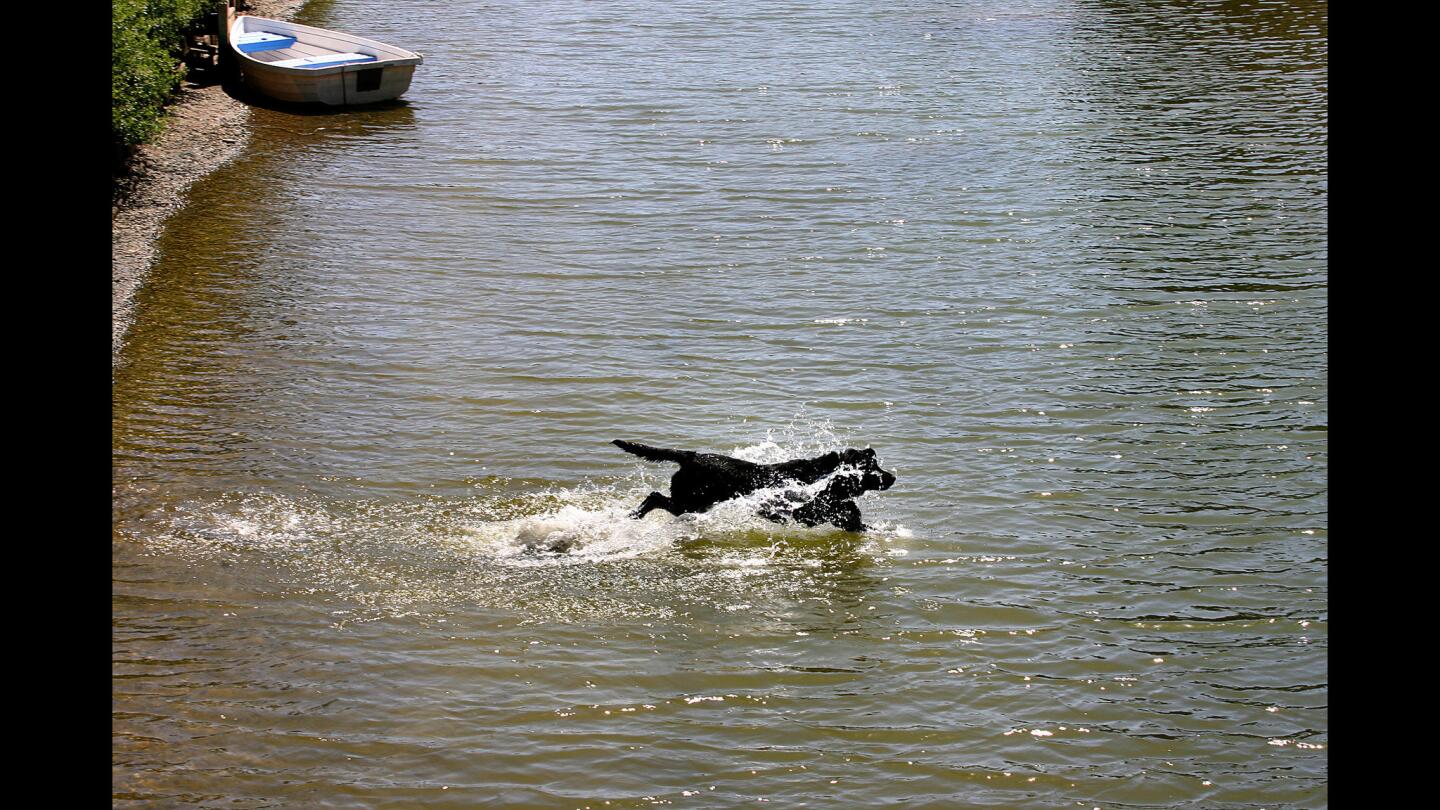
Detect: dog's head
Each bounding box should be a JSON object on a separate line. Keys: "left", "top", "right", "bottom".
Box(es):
{"left": 835, "top": 447, "right": 897, "bottom": 494}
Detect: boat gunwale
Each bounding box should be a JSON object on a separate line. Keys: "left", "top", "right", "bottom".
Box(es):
{"left": 229, "top": 15, "right": 423, "bottom": 76}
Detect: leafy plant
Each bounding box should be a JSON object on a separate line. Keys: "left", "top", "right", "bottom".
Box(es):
{"left": 112, "top": 0, "right": 212, "bottom": 157}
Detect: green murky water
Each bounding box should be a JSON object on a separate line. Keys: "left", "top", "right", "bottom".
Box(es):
{"left": 114, "top": 0, "right": 1327, "bottom": 806}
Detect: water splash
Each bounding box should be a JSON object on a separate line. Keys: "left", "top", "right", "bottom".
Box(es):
{"left": 125, "top": 421, "right": 907, "bottom": 621}
{"left": 455, "top": 489, "right": 699, "bottom": 564}
{"left": 728, "top": 414, "right": 850, "bottom": 464}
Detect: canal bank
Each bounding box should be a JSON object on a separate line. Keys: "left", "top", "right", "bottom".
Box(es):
{"left": 111, "top": 0, "right": 308, "bottom": 366}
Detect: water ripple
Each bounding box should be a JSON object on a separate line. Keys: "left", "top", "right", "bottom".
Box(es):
{"left": 115, "top": 0, "right": 1325, "bottom": 806}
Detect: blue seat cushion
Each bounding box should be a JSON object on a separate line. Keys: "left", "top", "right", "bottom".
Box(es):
{"left": 236, "top": 32, "right": 296, "bottom": 53}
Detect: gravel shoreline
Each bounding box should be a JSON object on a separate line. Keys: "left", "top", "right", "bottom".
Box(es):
{"left": 112, "top": 0, "right": 309, "bottom": 367}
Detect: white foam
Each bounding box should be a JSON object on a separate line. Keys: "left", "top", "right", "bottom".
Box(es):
{"left": 135, "top": 420, "right": 911, "bottom": 620}
{"left": 458, "top": 497, "right": 698, "bottom": 564}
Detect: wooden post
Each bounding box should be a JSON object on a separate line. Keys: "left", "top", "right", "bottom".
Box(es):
{"left": 216, "top": 0, "right": 235, "bottom": 47}
{"left": 216, "top": 0, "right": 237, "bottom": 77}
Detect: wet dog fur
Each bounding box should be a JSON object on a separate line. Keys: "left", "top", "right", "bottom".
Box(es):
{"left": 613, "top": 440, "right": 896, "bottom": 532}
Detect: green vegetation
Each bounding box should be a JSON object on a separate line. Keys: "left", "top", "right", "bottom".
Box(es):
{"left": 112, "top": 0, "right": 212, "bottom": 165}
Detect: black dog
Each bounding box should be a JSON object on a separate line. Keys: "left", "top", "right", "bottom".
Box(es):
{"left": 613, "top": 440, "right": 896, "bottom": 532}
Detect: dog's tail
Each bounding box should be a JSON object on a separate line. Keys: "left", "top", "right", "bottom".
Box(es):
{"left": 612, "top": 440, "right": 695, "bottom": 464}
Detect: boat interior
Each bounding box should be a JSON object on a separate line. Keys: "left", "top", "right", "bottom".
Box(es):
{"left": 234, "top": 28, "right": 380, "bottom": 69}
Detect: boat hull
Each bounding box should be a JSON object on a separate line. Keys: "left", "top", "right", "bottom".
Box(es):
{"left": 228, "top": 15, "right": 422, "bottom": 106}
{"left": 237, "top": 61, "right": 417, "bottom": 106}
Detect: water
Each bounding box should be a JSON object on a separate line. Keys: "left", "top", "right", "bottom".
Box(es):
{"left": 113, "top": 0, "right": 1327, "bottom": 805}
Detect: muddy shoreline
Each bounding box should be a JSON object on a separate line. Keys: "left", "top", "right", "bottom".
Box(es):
{"left": 112, "top": 0, "right": 309, "bottom": 366}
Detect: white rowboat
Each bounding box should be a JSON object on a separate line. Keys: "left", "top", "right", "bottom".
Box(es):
{"left": 228, "top": 15, "right": 422, "bottom": 106}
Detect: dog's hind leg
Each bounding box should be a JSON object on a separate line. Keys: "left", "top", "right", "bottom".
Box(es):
{"left": 631, "top": 491, "right": 677, "bottom": 519}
